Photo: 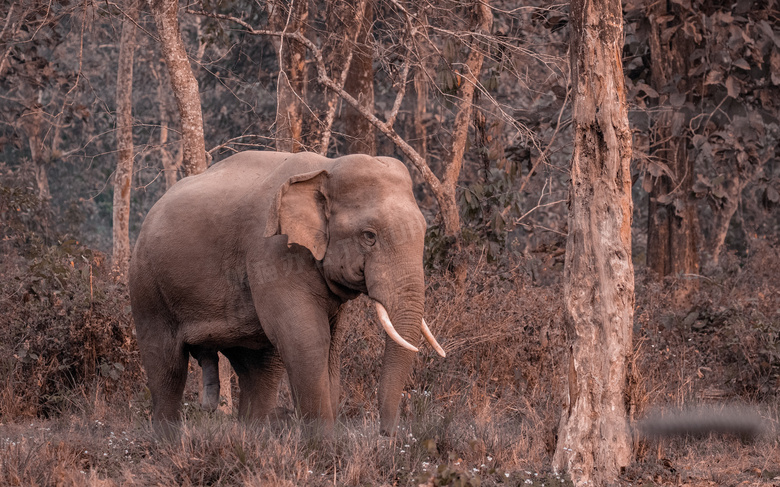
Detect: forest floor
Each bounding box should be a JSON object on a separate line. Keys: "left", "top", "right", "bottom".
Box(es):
{"left": 1, "top": 239, "right": 779, "bottom": 486}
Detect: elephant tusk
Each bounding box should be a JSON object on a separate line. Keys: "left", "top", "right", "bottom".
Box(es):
{"left": 422, "top": 319, "right": 446, "bottom": 357}
{"left": 374, "top": 301, "right": 419, "bottom": 353}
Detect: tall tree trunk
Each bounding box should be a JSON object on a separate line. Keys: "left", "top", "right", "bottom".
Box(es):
{"left": 646, "top": 2, "right": 699, "bottom": 298}
{"left": 152, "top": 61, "right": 179, "bottom": 190}
{"left": 149, "top": 0, "right": 207, "bottom": 176}
{"left": 268, "top": 0, "right": 308, "bottom": 153}
{"left": 25, "top": 103, "right": 49, "bottom": 201}
{"left": 407, "top": 52, "right": 432, "bottom": 208}
{"left": 343, "top": 0, "right": 375, "bottom": 155}
{"left": 706, "top": 173, "right": 740, "bottom": 267}
{"left": 19, "top": 89, "right": 50, "bottom": 200}
{"left": 318, "top": 0, "right": 368, "bottom": 154}
{"left": 412, "top": 65, "right": 428, "bottom": 163}
{"left": 552, "top": 0, "right": 634, "bottom": 484}
{"left": 440, "top": 0, "right": 492, "bottom": 243}
{"left": 112, "top": 0, "right": 138, "bottom": 279}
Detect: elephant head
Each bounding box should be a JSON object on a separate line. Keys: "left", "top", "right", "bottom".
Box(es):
{"left": 264, "top": 154, "right": 444, "bottom": 434}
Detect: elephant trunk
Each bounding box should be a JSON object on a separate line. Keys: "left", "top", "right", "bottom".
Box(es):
{"left": 368, "top": 264, "right": 426, "bottom": 436}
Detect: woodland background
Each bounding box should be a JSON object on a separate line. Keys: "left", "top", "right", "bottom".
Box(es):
{"left": 0, "top": 0, "right": 779, "bottom": 485}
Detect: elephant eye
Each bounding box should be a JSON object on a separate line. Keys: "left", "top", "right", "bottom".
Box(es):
{"left": 362, "top": 230, "right": 377, "bottom": 246}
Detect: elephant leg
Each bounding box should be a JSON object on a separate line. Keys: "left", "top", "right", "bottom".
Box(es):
{"left": 193, "top": 349, "right": 220, "bottom": 412}
{"left": 328, "top": 313, "right": 344, "bottom": 418}
{"left": 139, "top": 332, "right": 189, "bottom": 438}
{"left": 250, "top": 289, "right": 336, "bottom": 432}
{"left": 328, "top": 351, "right": 341, "bottom": 419}
{"left": 221, "top": 346, "right": 284, "bottom": 422}
{"left": 279, "top": 341, "right": 334, "bottom": 431}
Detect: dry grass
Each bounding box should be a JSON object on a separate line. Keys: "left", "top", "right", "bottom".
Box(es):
{"left": 1, "top": 240, "right": 779, "bottom": 485}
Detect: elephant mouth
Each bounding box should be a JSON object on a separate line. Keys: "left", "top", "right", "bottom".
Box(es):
{"left": 374, "top": 301, "right": 446, "bottom": 357}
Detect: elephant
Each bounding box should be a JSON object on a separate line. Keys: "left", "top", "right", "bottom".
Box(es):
{"left": 129, "top": 150, "right": 445, "bottom": 437}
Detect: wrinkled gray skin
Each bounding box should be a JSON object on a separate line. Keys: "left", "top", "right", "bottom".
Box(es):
{"left": 129, "top": 151, "right": 427, "bottom": 437}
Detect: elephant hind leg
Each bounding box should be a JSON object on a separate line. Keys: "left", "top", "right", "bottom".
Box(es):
{"left": 192, "top": 348, "right": 220, "bottom": 411}
{"left": 221, "top": 346, "right": 284, "bottom": 422}
{"left": 141, "top": 338, "right": 189, "bottom": 438}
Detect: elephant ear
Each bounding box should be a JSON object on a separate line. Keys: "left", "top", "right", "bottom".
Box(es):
{"left": 264, "top": 170, "right": 330, "bottom": 261}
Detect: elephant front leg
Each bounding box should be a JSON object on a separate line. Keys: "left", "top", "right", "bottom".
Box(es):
{"left": 283, "top": 345, "right": 336, "bottom": 433}
{"left": 271, "top": 313, "right": 337, "bottom": 432}
{"left": 249, "top": 273, "right": 339, "bottom": 433}
{"left": 328, "top": 350, "right": 341, "bottom": 420}
{"left": 328, "top": 312, "right": 344, "bottom": 419}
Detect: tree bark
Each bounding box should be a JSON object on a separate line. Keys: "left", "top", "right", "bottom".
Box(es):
{"left": 343, "top": 0, "right": 375, "bottom": 155}
{"left": 19, "top": 87, "right": 50, "bottom": 201}
{"left": 112, "top": 0, "right": 138, "bottom": 280}
{"left": 552, "top": 0, "right": 634, "bottom": 484}
{"left": 317, "top": 0, "right": 368, "bottom": 154}
{"left": 218, "top": 352, "right": 233, "bottom": 413}
{"left": 152, "top": 61, "right": 179, "bottom": 191}
{"left": 22, "top": 101, "right": 49, "bottom": 201}
{"left": 412, "top": 65, "right": 428, "bottom": 163}
{"left": 646, "top": 2, "right": 699, "bottom": 298}
{"left": 706, "top": 173, "right": 740, "bottom": 267}
{"left": 440, "top": 0, "right": 492, "bottom": 242}
{"left": 268, "top": 0, "right": 308, "bottom": 153}
{"left": 149, "top": 0, "right": 207, "bottom": 176}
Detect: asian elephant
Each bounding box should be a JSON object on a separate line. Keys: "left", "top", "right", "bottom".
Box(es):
{"left": 129, "top": 150, "right": 444, "bottom": 437}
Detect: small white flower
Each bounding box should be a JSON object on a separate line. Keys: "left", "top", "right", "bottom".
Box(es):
{"left": 525, "top": 479, "right": 533, "bottom": 484}
{"left": 505, "top": 472, "right": 510, "bottom": 478}
{"left": 487, "top": 456, "right": 492, "bottom": 461}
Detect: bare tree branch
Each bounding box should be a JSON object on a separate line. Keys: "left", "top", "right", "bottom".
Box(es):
{"left": 384, "top": 55, "right": 410, "bottom": 129}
